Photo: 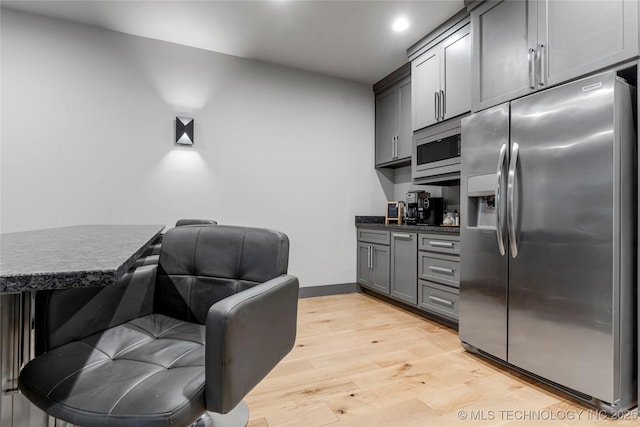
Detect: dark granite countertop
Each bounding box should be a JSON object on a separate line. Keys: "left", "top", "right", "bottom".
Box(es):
{"left": 355, "top": 216, "right": 459, "bottom": 235}
{"left": 0, "top": 224, "right": 164, "bottom": 294}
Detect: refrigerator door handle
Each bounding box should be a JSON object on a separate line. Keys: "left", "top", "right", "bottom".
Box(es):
{"left": 496, "top": 143, "right": 507, "bottom": 256}
{"left": 507, "top": 142, "right": 520, "bottom": 258}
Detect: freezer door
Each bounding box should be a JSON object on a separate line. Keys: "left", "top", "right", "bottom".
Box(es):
{"left": 507, "top": 71, "right": 632, "bottom": 404}
{"left": 459, "top": 103, "right": 509, "bottom": 360}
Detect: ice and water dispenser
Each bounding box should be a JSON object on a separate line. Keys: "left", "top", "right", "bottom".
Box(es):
{"left": 465, "top": 173, "right": 498, "bottom": 229}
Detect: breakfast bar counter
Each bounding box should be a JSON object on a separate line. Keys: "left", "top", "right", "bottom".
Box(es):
{"left": 0, "top": 224, "right": 164, "bottom": 426}
{"left": 1, "top": 224, "right": 164, "bottom": 294}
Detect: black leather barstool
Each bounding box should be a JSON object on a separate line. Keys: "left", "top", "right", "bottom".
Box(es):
{"left": 174, "top": 219, "right": 218, "bottom": 227}
{"left": 19, "top": 225, "right": 299, "bottom": 427}
{"left": 135, "top": 219, "right": 218, "bottom": 268}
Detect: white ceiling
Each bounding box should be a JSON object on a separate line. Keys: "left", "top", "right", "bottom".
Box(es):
{"left": 1, "top": 0, "right": 465, "bottom": 84}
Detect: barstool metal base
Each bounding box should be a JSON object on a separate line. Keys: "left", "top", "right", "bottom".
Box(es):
{"left": 193, "top": 401, "right": 249, "bottom": 427}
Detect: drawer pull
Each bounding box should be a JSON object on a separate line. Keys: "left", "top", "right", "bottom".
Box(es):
{"left": 428, "top": 241, "right": 454, "bottom": 248}
{"left": 429, "top": 266, "right": 454, "bottom": 274}
{"left": 429, "top": 295, "right": 454, "bottom": 307}
{"left": 394, "top": 233, "right": 413, "bottom": 240}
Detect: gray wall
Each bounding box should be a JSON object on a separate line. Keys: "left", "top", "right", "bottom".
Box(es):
{"left": 0, "top": 8, "right": 389, "bottom": 288}
{"left": 392, "top": 166, "right": 443, "bottom": 201}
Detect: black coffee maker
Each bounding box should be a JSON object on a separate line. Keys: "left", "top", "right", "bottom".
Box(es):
{"left": 406, "top": 190, "right": 444, "bottom": 226}
{"left": 406, "top": 190, "right": 428, "bottom": 225}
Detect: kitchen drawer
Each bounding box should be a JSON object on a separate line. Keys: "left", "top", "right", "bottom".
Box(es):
{"left": 419, "top": 280, "right": 459, "bottom": 321}
{"left": 357, "top": 228, "right": 391, "bottom": 245}
{"left": 418, "top": 233, "right": 460, "bottom": 255}
{"left": 419, "top": 252, "right": 460, "bottom": 288}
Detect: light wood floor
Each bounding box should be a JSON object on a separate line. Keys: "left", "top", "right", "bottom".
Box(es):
{"left": 245, "top": 293, "right": 638, "bottom": 427}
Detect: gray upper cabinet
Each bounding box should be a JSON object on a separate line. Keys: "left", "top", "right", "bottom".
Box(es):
{"left": 412, "top": 24, "right": 471, "bottom": 131}
{"left": 397, "top": 79, "right": 412, "bottom": 160}
{"left": 541, "top": 0, "right": 639, "bottom": 88}
{"left": 442, "top": 27, "right": 472, "bottom": 121}
{"left": 471, "top": 0, "right": 639, "bottom": 112}
{"left": 375, "top": 89, "right": 397, "bottom": 165}
{"left": 412, "top": 49, "right": 440, "bottom": 130}
{"left": 471, "top": 0, "right": 536, "bottom": 111}
{"left": 375, "top": 72, "right": 412, "bottom": 167}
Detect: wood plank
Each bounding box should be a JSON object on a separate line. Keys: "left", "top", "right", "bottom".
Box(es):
{"left": 245, "top": 293, "right": 637, "bottom": 426}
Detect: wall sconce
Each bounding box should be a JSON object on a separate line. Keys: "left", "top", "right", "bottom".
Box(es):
{"left": 176, "top": 117, "right": 194, "bottom": 145}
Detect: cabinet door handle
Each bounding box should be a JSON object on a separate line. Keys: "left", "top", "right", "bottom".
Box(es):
{"left": 440, "top": 89, "right": 445, "bottom": 119}
{"left": 391, "top": 136, "right": 395, "bottom": 160}
{"left": 428, "top": 241, "right": 454, "bottom": 248}
{"left": 396, "top": 135, "right": 400, "bottom": 159}
{"left": 370, "top": 246, "right": 375, "bottom": 269}
{"left": 528, "top": 48, "right": 536, "bottom": 89}
{"left": 537, "top": 44, "right": 545, "bottom": 87}
{"left": 393, "top": 233, "right": 413, "bottom": 240}
{"left": 365, "top": 246, "right": 368, "bottom": 268}
{"left": 392, "top": 136, "right": 396, "bottom": 159}
{"left": 434, "top": 92, "right": 439, "bottom": 121}
{"left": 394, "top": 136, "right": 398, "bottom": 159}
{"left": 429, "top": 266, "right": 455, "bottom": 274}
{"left": 366, "top": 245, "right": 370, "bottom": 269}
{"left": 429, "top": 295, "right": 454, "bottom": 307}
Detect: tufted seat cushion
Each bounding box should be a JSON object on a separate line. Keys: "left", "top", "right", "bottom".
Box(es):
{"left": 19, "top": 314, "right": 206, "bottom": 427}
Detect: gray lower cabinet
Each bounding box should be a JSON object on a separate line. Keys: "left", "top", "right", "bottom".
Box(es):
{"left": 357, "top": 227, "right": 461, "bottom": 324}
{"left": 419, "top": 281, "right": 459, "bottom": 321}
{"left": 357, "top": 229, "right": 391, "bottom": 294}
{"left": 357, "top": 242, "right": 390, "bottom": 294}
{"left": 418, "top": 252, "right": 460, "bottom": 288}
{"left": 390, "top": 232, "right": 418, "bottom": 304}
{"left": 417, "top": 233, "right": 460, "bottom": 255}
{"left": 471, "top": 0, "right": 639, "bottom": 112}
{"left": 417, "top": 232, "right": 460, "bottom": 322}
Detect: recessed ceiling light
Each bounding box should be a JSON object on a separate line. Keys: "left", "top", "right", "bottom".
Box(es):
{"left": 392, "top": 17, "right": 409, "bottom": 32}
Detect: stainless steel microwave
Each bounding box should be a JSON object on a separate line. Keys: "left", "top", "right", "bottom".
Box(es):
{"left": 412, "top": 119, "right": 461, "bottom": 183}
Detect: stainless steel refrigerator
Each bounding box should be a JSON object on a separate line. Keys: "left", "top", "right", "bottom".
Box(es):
{"left": 459, "top": 70, "right": 636, "bottom": 413}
